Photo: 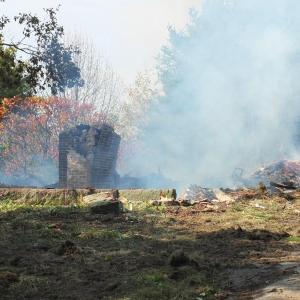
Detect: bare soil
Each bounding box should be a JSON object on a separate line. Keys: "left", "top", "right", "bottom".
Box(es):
{"left": 0, "top": 195, "right": 299, "bottom": 299}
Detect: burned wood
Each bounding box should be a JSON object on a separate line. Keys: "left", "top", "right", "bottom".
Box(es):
{"left": 270, "top": 181, "right": 297, "bottom": 190}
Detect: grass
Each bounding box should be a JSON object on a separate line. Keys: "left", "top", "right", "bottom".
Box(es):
{"left": 79, "top": 227, "right": 124, "bottom": 240}
{"left": 142, "top": 271, "right": 167, "bottom": 285}
{"left": 0, "top": 194, "right": 299, "bottom": 299}
{"left": 9, "top": 275, "right": 51, "bottom": 298}
{"left": 286, "top": 236, "right": 300, "bottom": 243}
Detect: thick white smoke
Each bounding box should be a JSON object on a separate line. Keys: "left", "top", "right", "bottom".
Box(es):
{"left": 126, "top": 0, "right": 300, "bottom": 188}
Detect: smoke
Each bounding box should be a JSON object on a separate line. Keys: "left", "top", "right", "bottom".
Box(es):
{"left": 126, "top": 0, "right": 300, "bottom": 188}
{"left": 0, "top": 157, "right": 57, "bottom": 187}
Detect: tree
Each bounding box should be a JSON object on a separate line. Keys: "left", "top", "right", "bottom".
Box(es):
{"left": 115, "top": 70, "right": 159, "bottom": 174}
{"left": 0, "top": 97, "right": 22, "bottom": 123}
{"left": 0, "top": 4, "right": 82, "bottom": 98}
{"left": 0, "top": 43, "right": 31, "bottom": 99}
{"left": 117, "top": 70, "right": 158, "bottom": 140}
{"left": 62, "top": 34, "right": 122, "bottom": 121}
{"left": 61, "top": 35, "right": 160, "bottom": 142}
{"left": 0, "top": 96, "right": 104, "bottom": 185}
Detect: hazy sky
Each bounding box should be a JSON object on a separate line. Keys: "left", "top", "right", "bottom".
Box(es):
{"left": 2, "top": 0, "right": 202, "bottom": 82}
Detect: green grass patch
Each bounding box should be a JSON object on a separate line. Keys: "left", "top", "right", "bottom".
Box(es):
{"left": 120, "top": 189, "right": 175, "bottom": 203}
{"left": 79, "top": 227, "right": 124, "bottom": 240}
{"left": 230, "top": 202, "right": 245, "bottom": 212}
{"left": 286, "top": 236, "right": 300, "bottom": 243}
{"left": 142, "top": 272, "right": 167, "bottom": 285}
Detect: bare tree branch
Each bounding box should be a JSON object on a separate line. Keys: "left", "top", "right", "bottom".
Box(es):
{"left": 62, "top": 33, "right": 124, "bottom": 123}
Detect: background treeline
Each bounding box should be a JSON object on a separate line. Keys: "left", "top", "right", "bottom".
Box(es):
{"left": 0, "top": 3, "right": 156, "bottom": 185}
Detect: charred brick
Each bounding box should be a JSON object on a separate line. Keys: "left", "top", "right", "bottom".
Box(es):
{"left": 59, "top": 124, "right": 120, "bottom": 188}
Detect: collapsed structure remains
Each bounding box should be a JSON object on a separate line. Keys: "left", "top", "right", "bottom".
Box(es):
{"left": 59, "top": 124, "right": 120, "bottom": 188}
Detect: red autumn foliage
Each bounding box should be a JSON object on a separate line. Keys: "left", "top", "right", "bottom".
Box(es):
{"left": 0, "top": 96, "right": 105, "bottom": 176}
{"left": 0, "top": 97, "right": 23, "bottom": 124}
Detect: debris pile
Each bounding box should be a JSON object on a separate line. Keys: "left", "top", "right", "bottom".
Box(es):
{"left": 150, "top": 185, "right": 237, "bottom": 208}
{"left": 221, "top": 183, "right": 268, "bottom": 201}
{"left": 252, "top": 160, "right": 300, "bottom": 188}
{"left": 178, "top": 185, "right": 218, "bottom": 205}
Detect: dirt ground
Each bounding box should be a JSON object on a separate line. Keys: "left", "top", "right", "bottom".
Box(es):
{"left": 0, "top": 195, "right": 299, "bottom": 299}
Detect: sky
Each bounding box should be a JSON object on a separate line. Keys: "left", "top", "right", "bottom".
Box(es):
{"left": 1, "top": 0, "right": 202, "bottom": 82}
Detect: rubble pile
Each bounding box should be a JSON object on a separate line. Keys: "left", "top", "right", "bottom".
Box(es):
{"left": 220, "top": 184, "right": 268, "bottom": 201}
{"left": 178, "top": 185, "right": 218, "bottom": 205}
{"left": 252, "top": 160, "right": 300, "bottom": 188}
{"left": 151, "top": 185, "right": 222, "bottom": 207}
